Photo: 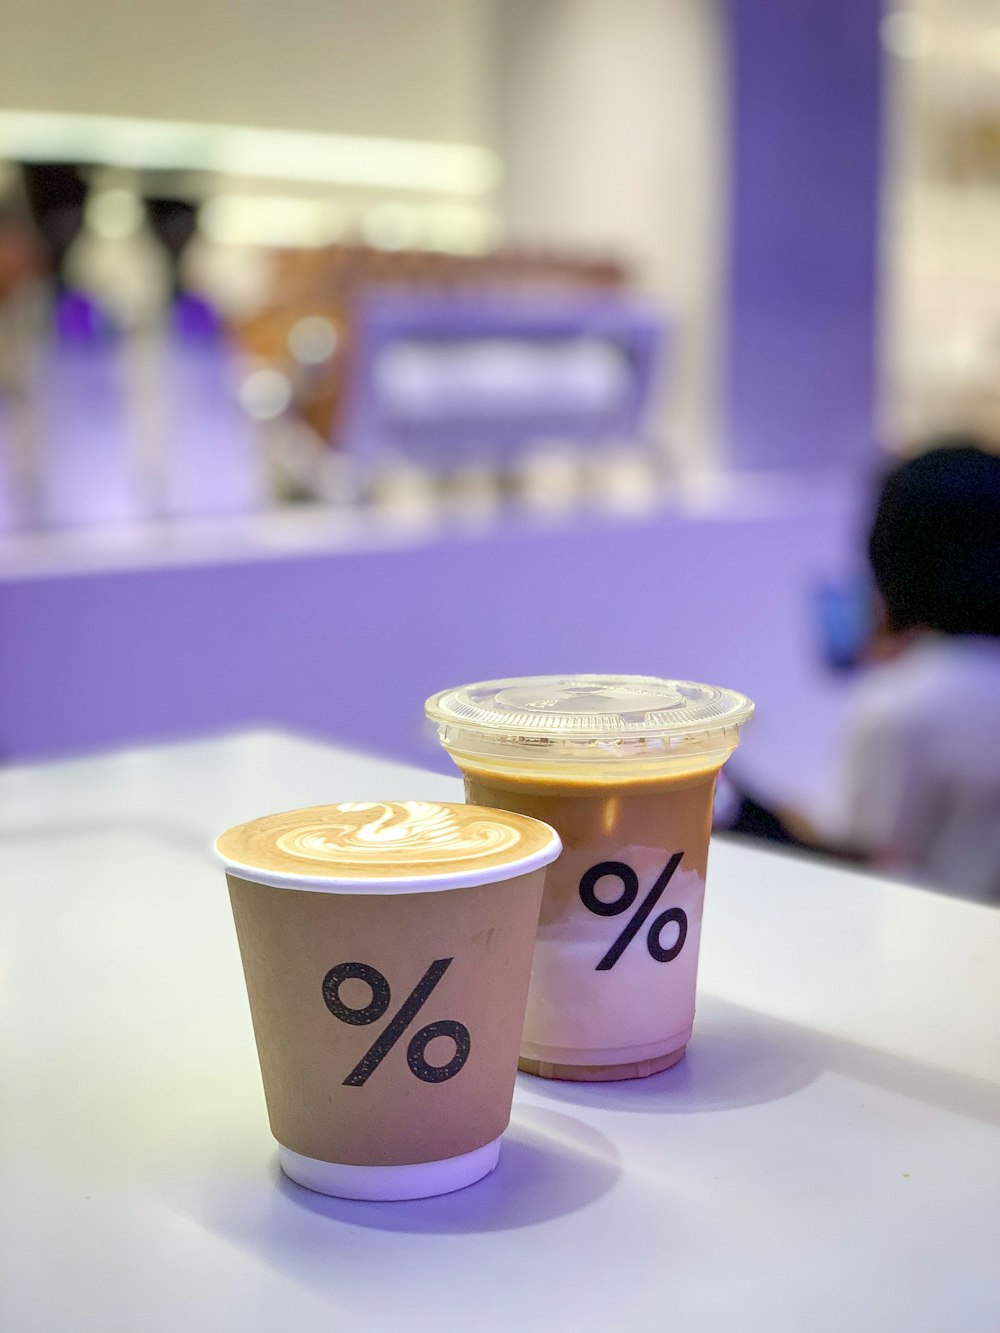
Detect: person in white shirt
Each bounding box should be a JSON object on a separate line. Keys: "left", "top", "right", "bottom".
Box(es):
{"left": 731, "top": 440, "right": 1000, "bottom": 903}
{"left": 837, "top": 633, "right": 1000, "bottom": 901}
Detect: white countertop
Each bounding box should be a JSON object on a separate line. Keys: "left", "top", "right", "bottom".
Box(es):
{"left": 2, "top": 730, "right": 997, "bottom": 1332}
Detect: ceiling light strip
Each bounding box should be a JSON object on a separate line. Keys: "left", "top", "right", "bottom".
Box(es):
{"left": 0, "top": 108, "right": 500, "bottom": 195}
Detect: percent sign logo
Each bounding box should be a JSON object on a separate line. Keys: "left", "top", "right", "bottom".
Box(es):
{"left": 579, "top": 853, "right": 687, "bottom": 971}
{"left": 322, "top": 958, "right": 471, "bottom": 1087}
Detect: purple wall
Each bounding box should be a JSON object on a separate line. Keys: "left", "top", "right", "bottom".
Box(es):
{"left": 1, "top": 495, "right": 857, "bottom": 810}
{"left": 725, "top": 0, "right": 882, "bottom": 471}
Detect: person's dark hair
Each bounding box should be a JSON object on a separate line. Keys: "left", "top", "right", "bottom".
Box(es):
{"left": 869, "top": 438, "right": 1000, "bottom": 637}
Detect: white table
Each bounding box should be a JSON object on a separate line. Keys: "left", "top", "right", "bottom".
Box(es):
{"left": 2, "top": 730, "right": 998, "bottom": 1332}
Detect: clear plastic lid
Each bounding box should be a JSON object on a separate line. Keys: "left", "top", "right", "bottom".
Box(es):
{"left": 426, "top": 675, "right": 754, "bottom": 771}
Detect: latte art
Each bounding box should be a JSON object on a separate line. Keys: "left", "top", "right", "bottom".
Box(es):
{"left": 216, "top": 798, "right": 559, "bottom": 885}
{"left": 276, "top": 801, "right": 524, "bottom": 866}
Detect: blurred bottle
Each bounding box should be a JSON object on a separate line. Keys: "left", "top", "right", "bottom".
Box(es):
{"left": 144, "top": 197, "right": 198, "bottom": 304}
{"left": 156, "top": 293, "right": 266, "bottom": 519}
{"left": 34, "top": 291, "right": 141, "bottom": 529}
{"left": 0, "top": 388, "right": 22, "bottom": 531}
{"left": 0, "top": 219, "right": 45, "bottom": 532}
{"left": 21, "top": 163, "right": 88, "bottom": 296}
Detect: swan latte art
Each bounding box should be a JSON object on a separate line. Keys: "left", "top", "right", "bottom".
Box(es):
{"left": 217, "top": 800, "right": 557, "bottom": 882}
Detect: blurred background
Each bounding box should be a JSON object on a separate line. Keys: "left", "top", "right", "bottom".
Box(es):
{"left": 2, "top": 0, "right": 999, "bottom": 884}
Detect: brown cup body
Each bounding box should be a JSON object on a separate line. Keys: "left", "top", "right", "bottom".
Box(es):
{"left": 227, "top": 867, "right": 545, "bottom": 1165}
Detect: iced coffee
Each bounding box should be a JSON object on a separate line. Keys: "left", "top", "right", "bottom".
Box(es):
{"left": 426, "top": 676, "right": 753, "bottom": 1081}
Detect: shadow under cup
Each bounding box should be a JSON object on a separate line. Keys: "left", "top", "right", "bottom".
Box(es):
{"left": 426, "top": 675, "right": 754, "bottom": 1082}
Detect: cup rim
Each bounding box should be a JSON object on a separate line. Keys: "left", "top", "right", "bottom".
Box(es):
{"left": 425, "top": 674, "right": 755, "bottom": 740}
{"left": 215, "top": 826, "right": 562, "bottom": 895}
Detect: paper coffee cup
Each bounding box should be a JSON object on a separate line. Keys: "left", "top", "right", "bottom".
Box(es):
{"left": 216, "top": 800, "right": 561, "bottom": 1199}
{"left": 426, "top": 676, "right": 753, "bottom": 1082}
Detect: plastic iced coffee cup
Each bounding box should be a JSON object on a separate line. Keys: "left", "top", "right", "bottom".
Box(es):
{"left": 426, "top": 676, "right": 753, "bottom": 1082}
{"left": 216, "top": 800, "right": 560, "bottom": 1199}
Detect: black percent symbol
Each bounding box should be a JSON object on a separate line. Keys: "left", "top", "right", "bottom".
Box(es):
{"left": 579, "top": 853, "right": 687, "bottom": 971}
{"left": 321, "top": 958, "right": 471, "bottom": 1087}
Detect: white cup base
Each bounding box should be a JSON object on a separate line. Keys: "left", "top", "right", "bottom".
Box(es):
{"left": 277, "top": 1137, "right": 502, "bottom": 1201}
